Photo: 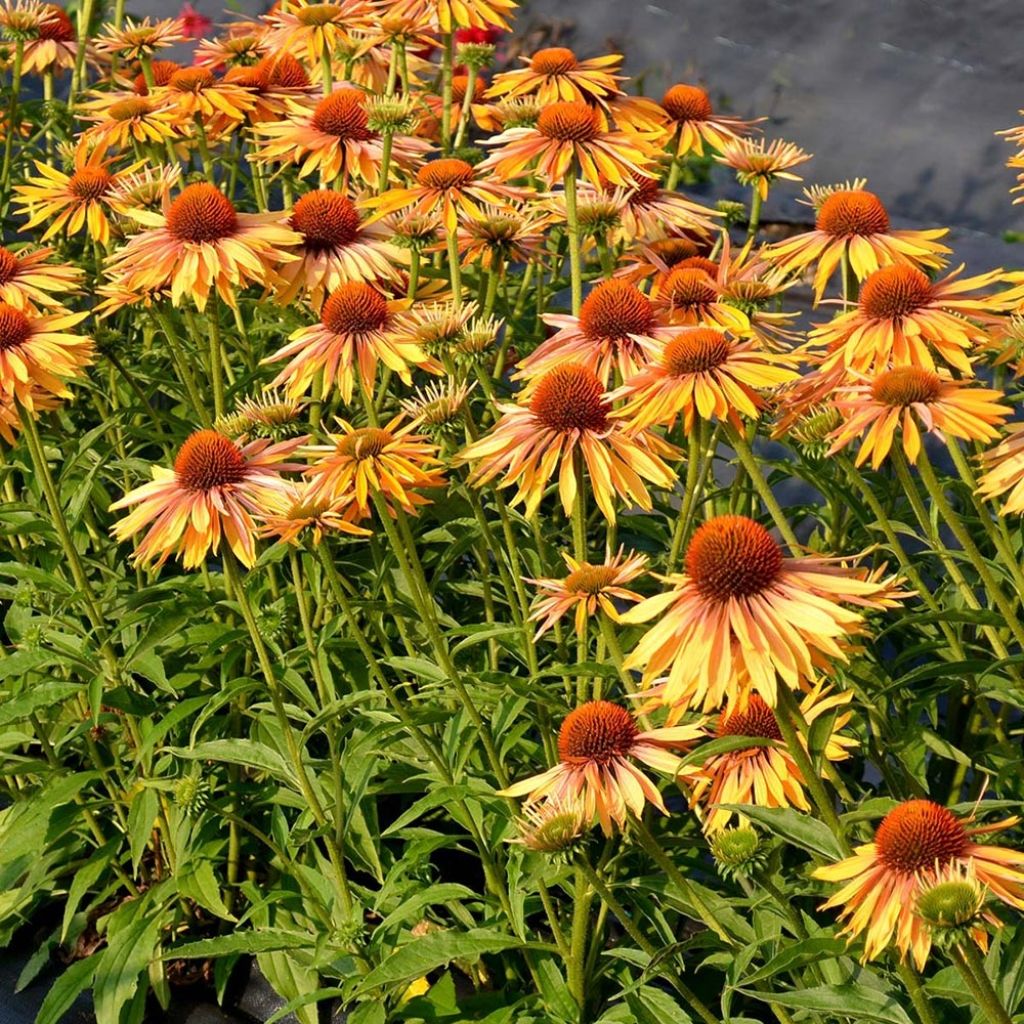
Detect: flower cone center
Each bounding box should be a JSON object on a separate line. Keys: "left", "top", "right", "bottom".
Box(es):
{"left": 321, "top": 282, "right": 389, "bottom": 334}
{"left": 579, "top": 280, "right": 655, "bottom": 341}
{"left": 662, "top": 83, "right": 713, "bottom": 122}
{"left": 870, "top": 366, "right": 942, "bottom": 406}
{"left": 39, "top": 4, "right": 74, "bottom": 41}
{"left": 565, "top": 563, "right": 619, "bottom": 595}
{"left": 296, "top": 3, "right": 342, "bottom": 25}
{"left": 258, "top": 53, "right": 311, "bottom": 88}
{"left": 537, "top": 100, "right": 600, "bottom": 142}
{"left": 650, "top": 237, "right": 701, "bottom": 267}
{"left": 69, "top": 167, "right": 113, "bottom": 201}
{"left": 876, "top": 800, "right": 970, "bottom": 873}
{"left": 663, "top": 327, "right": 730, "bottom": 375}
{"left": 174, "top": 430, "right": 248, "bottom": 490}
{"left": 662, "top": 266, "right": 718, "bottom": 307}
{"left": 109, "top": 97, "right": 152, "bottom": 120}
{"left": 0, "top": 304, "right": 31, "bottom": 352}
{"left": 0, "top": 248, "right": 18, "bottom": 285}
{"left": 133, "top": 60, "right": 179, "bottom": 95}
{"left": 166, "top": 184, "right": 239, "bottom": 243}
{"left": 816, "top": 189, "right": 890, "bottom": 236}
{"left": 291, "top": 190, "right": 361, "bottom": 249}
{"left": 686, "top": 514, "right": 784, "bottom": 601}
{"left": 716, "top": 694, "right": 783, "bottom": 741}
{"left": 529, "top": 364, "right": 609, "bottom": 433}
{"left": 530, "top": 47, "right": 579, "bottom": 75}
{"left": 558, "top": 700, "right": 638, "bottom": 765}
{"left": 169, "top": 67, "right": 215, "bottom": 93}
{"left": 859, "top": 265, "right": 933, "bottom": 320}
{"left": 416, "top": 158, "right": 477, "bottom": 190}
{"left": 311, "top": 89, "right": 372, "bottom": 139}
{"left": 338, "top": 427, "right": 392, "bottom": 460}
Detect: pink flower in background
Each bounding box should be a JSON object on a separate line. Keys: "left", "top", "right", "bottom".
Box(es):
{"left": 178, "top": 2, "right": 211, "bottom": 38}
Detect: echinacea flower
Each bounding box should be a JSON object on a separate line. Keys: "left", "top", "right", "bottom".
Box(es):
{"left": 486, "top": 46, "right": 623, "bottom": 106}
{"left": 94, "top": 15, "right": 186, "bottom": 61}
{"left": 264, "top": 281, "right": 438, "bottom": 403}
{"left": 601, "top": 175, "right": 719, "bottom": 244}
{"left": 193, "top": 31, "right": 269, "bottom": 70}
{"left": 814, "top": 799, "right": 1024, "bottom": 970}
{"left": 77, "top": 92, "right": 182, "bottom": 152}
{"left": 259, "top": 481, "right": 371, "bottom": 545}
{"left": 0, "top": 302, "right": 92, "bottom": 407}
{"left": 622, "top": 514, "right": 908, "bottom": 710}
{"left": 510, "top": 797, "right": 589, "bottom": 854}
{"left": 106, "top": 182, "right": 300, "bottom": 310}
{"left": 261, "top": 0, "right": 375, "bottom": 68}
{"left": 715, "top": 137, "right": 812, "bottom": 200}
{"left": 223, "top": 52, "right": 314, "bottom": 124}
{"left": 764, "top": 188, "right": 950, "bottom": 302}
{"left": 458, "top": 362, "right": 680, "bottom": 522}
{"left": 608, "top": 326, "right": 799, "bottom": 435}
{"left": 6, "top": 2, "right": 77, "bottom": 75}
{"left": 130, "top": 58, "right": 180, "bottom": 95}
{"left": 304, "top": 415, "right": 446, "bottom": 519}
{"left": 977, "top": 423, "right": 1024, "bottom": 515}
{"left": 658, "top": 82, "right": 763, "bottom": 158}
{"left": 478, "top": 100, "right": 659, "bottom": 188}
{"left": 14, "top": 150, "right": 143, "bottom": 247}
{"left": 527, "top": 548, "right": 647, "bottom": 637}
{"left": 811, "top": 263, "right": 1020, "bottom": 377}
{"left": 826, "top": 367, "right": 1009, "bottom": 469}
{"left": 0, "top": 245, "right": 81, "bottom": 309}
{"left": 499, "top": 700, "right": 701, "bottom": 835}
{"left": 453, "top": 203, "right": 551, "bottom": 269}
{"left": 361, "top": 157, "right": 527, "bottom": 233}
{"left": 650, "top": 262, "right": 749, "bottom": 331}
{"left": 383, "top": 0, "right": 517, "bottom": 34}
{"left": 686, "top": 685, "right": 855, "bottom": 833}
{"left": 274, "top": 189, "right": 407, "bottom": 306}
{"left": 517, "top": 279, "right": 683, "bottom": 386}
{"left": 157, "top": 65, "right": 258, "bottom": 129}
{"left": 253, "top": 87, "right": 431, "bottom": 186}
{"left": 110, "top": 429, "right": 306, "bottom": 568}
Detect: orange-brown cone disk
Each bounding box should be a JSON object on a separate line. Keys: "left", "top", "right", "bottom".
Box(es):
{"left": 0, "top": 304, "right": 31, "bottom": 351}
{"left": 663, "top": 328, "right": 730, "bottom": 375}
{"left": 685, "top": 515, "right": 784, "bottom": 601}
{"left": 311, "top": 90, "right": 372, "bottom": 140}
{"left": 579, "top": 280, "right": 655, "bottom": 341}
{"left": 870, "top": 366, "right": 942, "bottom": 406}
{"left": 816, "top": 189, "right": 890, "bottom": 237}
{"left": 859, "top": 265, "right": 933, "bottom": 319}
{"left": 716, "top": 694, "right": 783, "bottom": 740}
{"left": 529, "top": 364, "right": 609, "bottom": 432}
{"left": 320, "top": 282, "right": 389, "bottom": 334}
{"left": 558, "top": 700, "right": 638, "bottom": 765}
{"left": 174, "top": 430, "right": 248, "bottom": 490}
{"left": 166, "top": 184, "right": 239, "bottom": 243}
{"left": 290, "top": 190, "right": 361, "bottom": 249}
{"left": 537, "top": 100, "right": 600, "bottom": 142}
{"left": 416, "top": 158, "right": 477, "bottom": 190}
{"left": 875, "top": 800, "right": 971, "bottom": 873}
{"left": 661, "top": 83, "right": 713, "bottom": 122}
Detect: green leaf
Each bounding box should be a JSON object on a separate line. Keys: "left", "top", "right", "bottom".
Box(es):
{"left": 62, "top": 840, "right": 119, "bottom": 942}
{"left": 375, "top": 883, "right": 476, "bottom": 932}
{"left": 718, "top": 805, "right": 845, "bottom": 859}
{"left": 128, "top": 787, "right": 160, "bottom": 875}
{"left": 384, "top": 656, "right": 447, "bottom": 683}
{"left": 178, "top": 860, "right": 236, "bottom": 922}
{"left": 678, "top": 734, "right": 773, "bottom": 768}
{"left": 0, "top": 680, "right": 78, "bottom": 727}
{"left": 166, "top": 930, "right": 311, "bottom": 959}
{"left": 354, "top": 929, "right": 523, "bottom": 993}
{"left": 736, "top": 982, "right": 914, "bottom": 1024}
{"left": 740, "top": 936, "right": 848, "bottom": 985}
{"left": 168, "top": 739, "right": 295, "bottom": 785}
{"left": 35, "top": 956, "right": 97, "bottom": 1024}
{"left": 93, "top": 892, "right": 165, "bottom": 1024}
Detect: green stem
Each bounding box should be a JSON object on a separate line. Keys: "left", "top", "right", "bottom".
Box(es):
{"left": 447, "top": 229, "right": 463, "bottom": 308}
{"left": 746, "top": 187, "right": 763, "bottom": 243}
{"left": 440, "top": 32, "right": 454, "bottom": 154}
{"left": 563, "top": 167, "right": 583, "bottom": 315}
{"left": 452, "top": 64, "right": 477, "bottom": 150}
{"left": 1, "top": 41, "right": 24, "bottom": 214}
{"left": 151, "top": 309, "right": 211, "bottom": 425}
{"left": 953, "top": 943, "right": 1012, "bottom": 1024}
{"left": 896, "top": 961, "right": 941, "bottom": 1024}
{"left": 69, "top": 0, "right": 94, "bottom": 108}
{"left": 566, "top": 869, "right": 591, "bottom": 1016}
{"left": 726, "top": 424, "right": 800, "bottom": 553}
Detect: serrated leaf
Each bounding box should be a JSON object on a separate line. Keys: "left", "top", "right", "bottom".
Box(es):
{"left": 736, "top": 981, "right": 913, "bottom": 1024}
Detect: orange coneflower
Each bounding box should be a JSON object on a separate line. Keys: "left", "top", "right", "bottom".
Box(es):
{"left": 264, "top": 281, "right": 437, "bottom": 402}
{"left": 621, "top": 514, "right": 908, "bottom": 710}
{"left": 156, "top": 65, "right": 258, "bottom": 130}
{"left": 458, "top": 362, "right": 680, "bottom": 522}
{"left": 527, "top": 548, "right": 647, "bottom": 637}
{"left": 193, "top": 30, "right": 270, "bottom": 70}
{"left": 0, "top": 387, "right": 60, "bottom": 443}
{"left": 826, "top": 367, "right": 1009, "bottom": 469}
{"left": 304, "top": 415, "right": 446, "bottom": 519}
{"left": 715, "top": 137, "right": 811, "bottom": 201}
{"left": 601, "top": 175, "right": 719, "bottom": 244}
{"left": 814, "top": 800, "right": 1024, "bottom": 970}
{"left": 615, "top": 235, "right": 710, "bottom": 285}
{"left": 0, "top": 302, "right": 92, "bottom": 407}
{"left": 259, "top": 481, "right": 371, "bottom": 545}
{"left": 453, "top": 203, "right": 551, "bottom": 269}
{"left": 658, "top": 82, "right": 763, "bottom": 158}
{"left": 361, "top": 157, "right": 527, "bottom": 233}
{"left": 517, "top": 279, "right": 683, "bottom": 386}
{"left": 608, "top": 326, "right": 799, "bottom": 435}
{"left": 650, "top": 262, "right": 750, "bottom": 332}
{"left": 685, "top": 686, "right": 855, "bottom": 833}
{"left": 14, "top": 150, "right": 143, "bottom": 247}
{"left": 223, "top": 52, "right": 315, "bottom": 124}
{"left": 253, "top": 87, "right": 431, "bottom": 186}
{"left": 497, "top": 700, "right": 702, "bottom": 835}
{"left": 764, "top": 187, "right": 950, "bottom": 302}
{"left": 382, "top": 0, "right": 517, "bottom": 33}
{"left": 486, "top": 46, "right": 622, "bottom": 106}
{"left": 111, "top": 429, "right": 306, "bottom": 569}
{"left": 105, "top": 164, "right": 182, "bottom": 222}
{"left": 261, "top": 0, "right": 375, "bottom": 69}
{"left": 106, "top": 182, "right": 300, "bottom": 310}
{"left": 3, "top": 2, "right": 78, "bottom": 75}
{"left": 0, "top": 245, "right": 81, "bottom": 309}
{"left": 77, "top": 92, "right": 182, "bottom": 152}
{"left": 478, "top": 100, "right": 659, "bottom": 188}
{"left": 274, "top": 189, "right": 406, "bottom": 306}
{"left": 810, "top": 264, "right": 1020, "bottom": 377}
{"left": 979, "top": 424, "right": 1024, "bottom": 515}
{"left": 93, "top": 15, "right": 186, "bottom": 62}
